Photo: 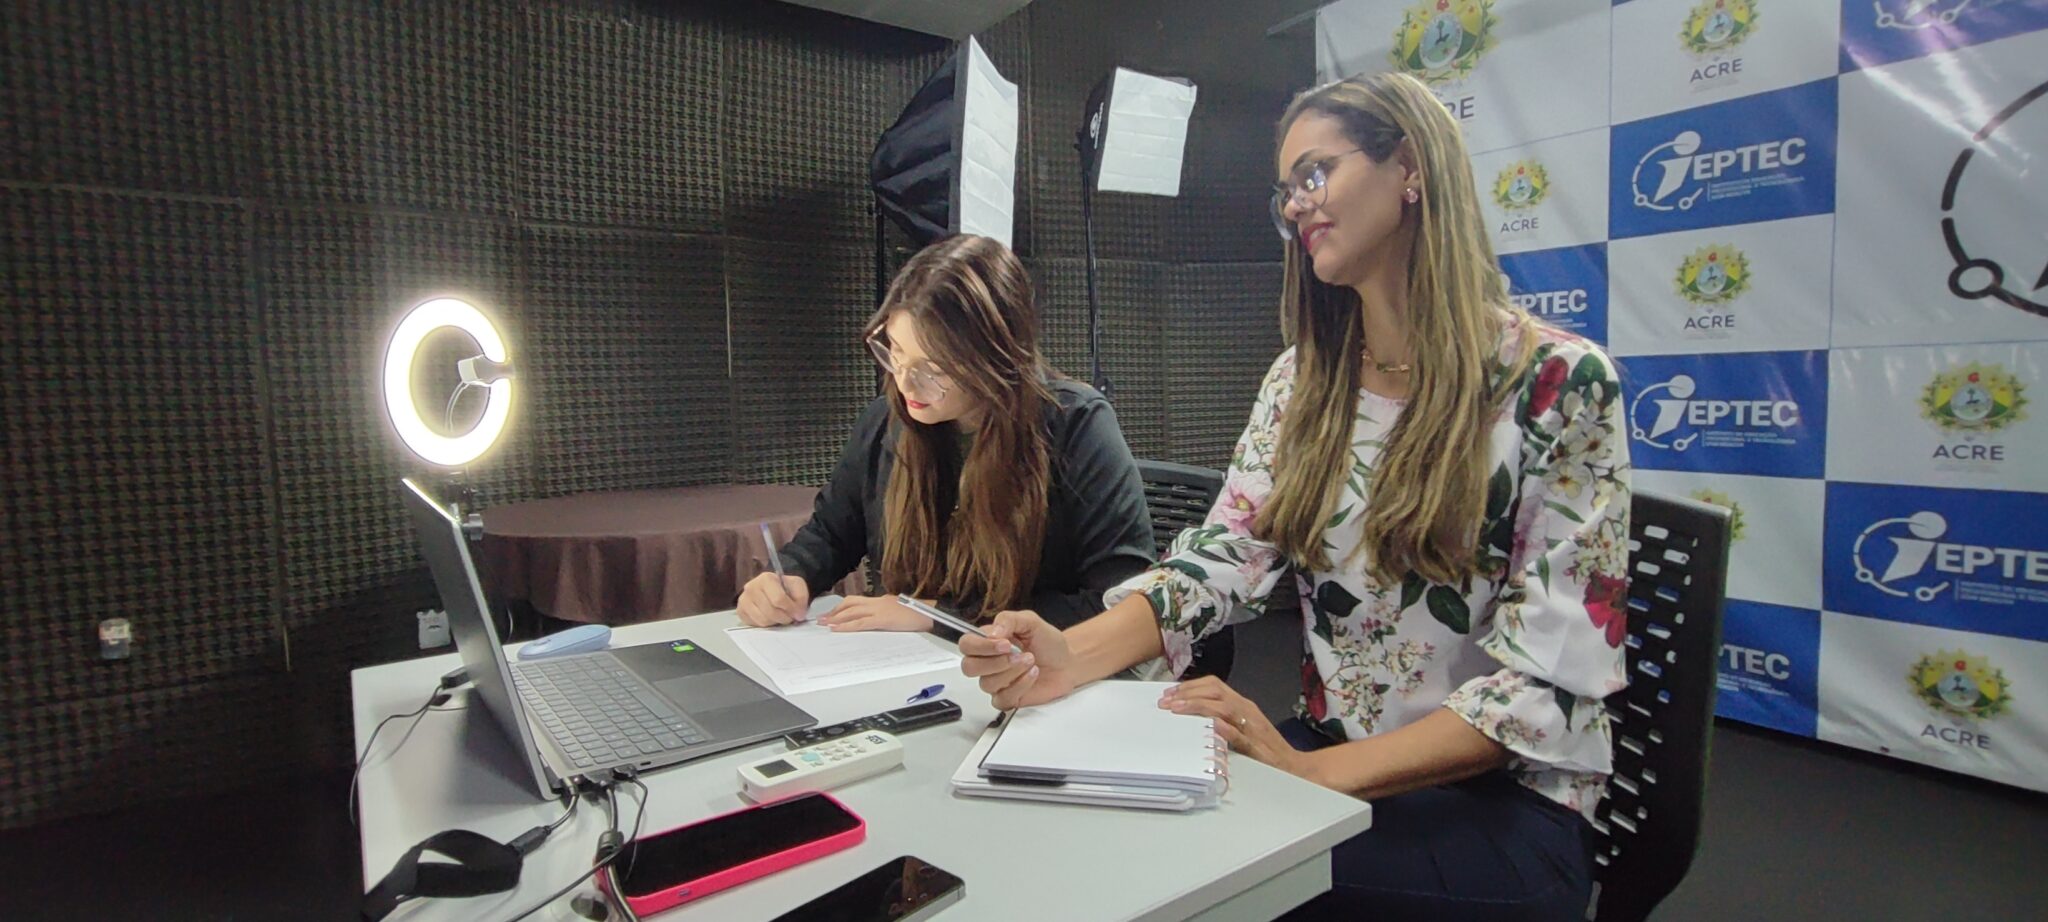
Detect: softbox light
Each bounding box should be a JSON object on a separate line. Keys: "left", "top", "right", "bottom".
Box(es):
{"left": 870, "top": 36, "right": 1019, "bottom": 249}
{"left": 1074, "top": 67, "right": 1196, "bottom": 397}
{"left": 1079, "top": 68, "right": 1198, "bottom": 197}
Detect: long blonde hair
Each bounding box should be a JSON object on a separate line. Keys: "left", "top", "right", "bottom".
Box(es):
{"left": 1256, "top": 72, "right": 1538, "bottom": 586}
{"left": 867, "top": 235, "right": 1056, "bottom": 617}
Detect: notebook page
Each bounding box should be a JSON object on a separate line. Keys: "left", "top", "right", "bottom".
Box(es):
{"left": 982, "top": 681, "right": 1217, "bottom": 789}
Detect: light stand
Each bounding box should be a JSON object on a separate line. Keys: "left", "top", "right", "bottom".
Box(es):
{"left": 1073, "top": 67, "right": 1197, "bottom": 401}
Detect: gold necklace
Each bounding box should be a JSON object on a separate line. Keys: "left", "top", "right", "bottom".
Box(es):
{"left": 1363, "top": 343, "right": 1412, "bottom": 374}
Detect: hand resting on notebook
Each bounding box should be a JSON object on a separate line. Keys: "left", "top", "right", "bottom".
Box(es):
{"left": 1159, "top": 676, "right": 1308, "bottom": 781}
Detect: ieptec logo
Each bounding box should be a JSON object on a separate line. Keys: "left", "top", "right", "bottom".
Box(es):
{"left": 1630, "top": 129, "right": 1809, "bottom": 213}
{"left": 1629, "top": 373, "right": 1800, "bottom": 451}
{"left": 1509, "top": 288, "right": 1590, "bottom": 317}
{"left": 1852, "top": 511, "right": 2048, "bottom": 603}
{"left": 1722, "top": 643, "right": 1791, "bottom": 680}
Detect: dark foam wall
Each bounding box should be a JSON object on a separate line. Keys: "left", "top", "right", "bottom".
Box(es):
{"left": 0, "top": 0, "right": 1308, "bottom": 827}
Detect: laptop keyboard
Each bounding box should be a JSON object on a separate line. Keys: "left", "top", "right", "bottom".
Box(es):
{"left": 511, "top": 655, "right": 709, "bottom": 770}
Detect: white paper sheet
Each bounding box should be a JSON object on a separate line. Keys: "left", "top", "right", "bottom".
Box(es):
{"left": 725, "top": 597, "right": 960, "bottom": 696}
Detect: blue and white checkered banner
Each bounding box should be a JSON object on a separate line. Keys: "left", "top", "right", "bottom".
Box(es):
{"left": 1317, "top": 0, "right": 2048, "bottom": 790}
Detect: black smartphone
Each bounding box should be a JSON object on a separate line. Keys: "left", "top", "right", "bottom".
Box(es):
{"left": 768, "top": 855, "right": 965, "bottom": 922}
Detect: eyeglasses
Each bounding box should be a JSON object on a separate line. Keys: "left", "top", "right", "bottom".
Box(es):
{"left": 1270, "top": 149, "right": 1366, "bottom": 241}
{"left": 866, "top": 333, "right": 954, "bottom": 401}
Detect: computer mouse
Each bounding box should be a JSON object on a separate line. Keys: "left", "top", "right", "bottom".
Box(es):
{"left": 517, "top": 623, "right": 613, "bottom": 660}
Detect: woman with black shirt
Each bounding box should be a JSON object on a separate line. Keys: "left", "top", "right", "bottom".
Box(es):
{"left": 737, "top": 235, "right": 1156, "bottom": 635}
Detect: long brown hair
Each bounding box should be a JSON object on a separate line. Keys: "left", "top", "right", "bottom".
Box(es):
{"left": 1257, "top": 72, "right": 1539, "bottom": 586}
{"left": 867, "top": 235, "right": 1056, "bottom": 617}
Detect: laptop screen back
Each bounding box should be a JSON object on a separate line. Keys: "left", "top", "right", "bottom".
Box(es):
{"left": 399, "top": 478, "right": 553, "bottom": 796}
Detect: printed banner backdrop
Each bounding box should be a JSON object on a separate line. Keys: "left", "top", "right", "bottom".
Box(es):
{"left": 1318, "top": 0, "right": 2048, "bottom": 790}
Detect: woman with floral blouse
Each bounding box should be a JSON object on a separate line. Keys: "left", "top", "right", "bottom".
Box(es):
{"left": 961, "top": 71, "right": 1631, "bottom": 921}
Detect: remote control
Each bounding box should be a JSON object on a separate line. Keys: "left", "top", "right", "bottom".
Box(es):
{"left": 784, "top": 699, "right": 962, "bottom": 749}
{"left": 740, "top": 731, "right": 904, "bottom": 802}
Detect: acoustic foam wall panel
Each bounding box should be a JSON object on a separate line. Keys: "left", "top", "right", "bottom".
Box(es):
{"left": 1166, "top": 262, "right": 1286, "bottom": 470}
{"left": 517, "top": 2, "right": 725, "bottom": 232}
{"left": 250, "top": 0, "right": 514, "bottom": 214}
{"left": 722, "top": 10, "right": 945, "bottom": 246}
{"left": 1172, "top": 94, "right": 1295, "bottom": 265}
{"left": 523, "top": 227, "right": 734, "bottom": 494}
{"left": 0, "top": 191, "right": 278, "bottom": 828}
{"left": 0, "top": 190, "right": 274, "bottom": 713}
{"left": 1030, "top": 258, "right": 1170, "bottom": 461}
{"left": 727, "top": 234, "right": 878, "bottom": 485}
{"left": 0, "top": 0, "right": 1305, "bottom": 832}
{"left": 1, "top": 0, "right": 246, "bottom": 196}
{"left": 2, "top": 674, "right": 291, "bottom": 827}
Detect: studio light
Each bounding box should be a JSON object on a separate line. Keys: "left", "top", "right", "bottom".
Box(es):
{"left": 1075, "top": 67, "right": 1197, "bottom": 397}
{"left": 1081, "top": 68, "right": 1199, "bottom": 198}
{"left": 870, "top": 36, "right": 1020, "bottom": 300}
{"left": 381, "top": 297, "right": 516, "bottom": 469}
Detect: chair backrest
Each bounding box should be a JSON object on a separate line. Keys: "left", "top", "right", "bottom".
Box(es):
{"left": 1592, "top": 490, "right": 1732, "bottom": 922}
{"left": 1134, "top": 459, "right": 1224, "bottom": 556}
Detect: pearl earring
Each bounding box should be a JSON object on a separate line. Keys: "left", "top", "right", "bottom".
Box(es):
{"left": 1403, "top": 187, "right": 1420, "bottom": 204}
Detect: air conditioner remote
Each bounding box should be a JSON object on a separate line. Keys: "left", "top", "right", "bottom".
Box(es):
{"left": 740, "top": 731, "right": 904, "bottom": 802}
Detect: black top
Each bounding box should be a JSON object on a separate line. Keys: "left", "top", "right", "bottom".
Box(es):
{"left": 778, "top": 379, "right": 1156, "bottom": 630}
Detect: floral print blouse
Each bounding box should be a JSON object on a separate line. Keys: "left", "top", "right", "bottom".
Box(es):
{"left": 1105, "top": 315, "right": 1632, "bottom": 822}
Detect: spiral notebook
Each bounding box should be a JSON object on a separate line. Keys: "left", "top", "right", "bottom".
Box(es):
{"left": 950, "top": 681, "right": 1227, "bottom": 811}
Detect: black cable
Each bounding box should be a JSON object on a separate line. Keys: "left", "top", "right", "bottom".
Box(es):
{"left": 502, "top": 775, "right": 648, "bottom": 922}
{"left": 350, "top": 685, "right": 452, "bottom": 828}
{"left": 507, "top": 785, "right": 581, "bottom": 857}
{"left": 621, "top": 779, "right": 649, "bottom": 880}
{"left": 499, "top": 791, "right": 615, "bottom": 922}
{"left": 543, "top": 790, "right": 580, "bottom": 835}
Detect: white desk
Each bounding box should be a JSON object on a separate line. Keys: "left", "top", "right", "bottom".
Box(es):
{"left": 352, "top": 611, "right": 1372, "bottom": 922}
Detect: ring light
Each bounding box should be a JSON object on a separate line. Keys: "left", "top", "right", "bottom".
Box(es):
{"left": 382, "top": 297, "right": 514, "bottom": 468}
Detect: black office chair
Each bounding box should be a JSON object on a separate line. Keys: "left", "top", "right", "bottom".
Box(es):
{"left": 1589, "top": 490, "right": 1732, "bottom": 922}
{"left": 1135, "top": 459, "right": 1234, "bottom": 681}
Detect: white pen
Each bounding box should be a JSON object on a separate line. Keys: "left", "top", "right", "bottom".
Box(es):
{"left": 897, "top": 598, "right": 1028, "bottom": 676}
{"left": 897, "top": 595, "right": 1003, "bottom": 641}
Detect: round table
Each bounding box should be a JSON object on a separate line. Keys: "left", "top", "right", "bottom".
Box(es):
{"left": 479, "top": 484, "right": 864, "bottom": 624}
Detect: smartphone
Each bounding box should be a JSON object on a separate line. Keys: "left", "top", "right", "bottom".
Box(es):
{"left": 769, "top": 855, "right": 965, "bottom": 922}
{"left": 603, "top": 791, "right": 865, "bottom": 915}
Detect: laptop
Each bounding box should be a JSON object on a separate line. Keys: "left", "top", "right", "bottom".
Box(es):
{"left": 400, "top": 478, "right": 815, "bottom": 797}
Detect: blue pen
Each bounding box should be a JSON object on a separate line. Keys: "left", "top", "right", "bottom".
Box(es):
{"left": 908, "top": 684, "right": 945, "bottom": 704}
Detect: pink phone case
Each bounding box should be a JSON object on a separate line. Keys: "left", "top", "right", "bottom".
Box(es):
{"left": 604, "top": 792, "right": 866, "bottom": 916}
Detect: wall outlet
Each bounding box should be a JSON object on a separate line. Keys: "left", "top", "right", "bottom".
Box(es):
{"left": 99, "top": 618, "right": 133, "bottom": 660}
{"left": 417, "top": 609, "right": 451, "bottom": 649}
